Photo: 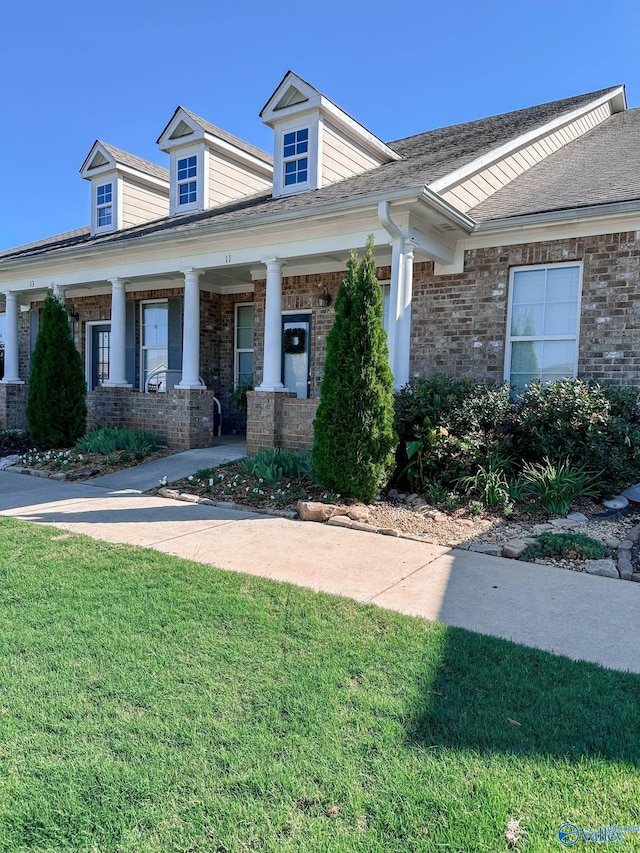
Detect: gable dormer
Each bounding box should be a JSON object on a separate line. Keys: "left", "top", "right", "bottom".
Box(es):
{"left": 260, "top": 71, "right": 401, "bottom": 199}
{"left": 157, "top": 107, "right": 273, "bottom": 216}
{"left": 80, "top": 141, "right": 170, "bottom": 236}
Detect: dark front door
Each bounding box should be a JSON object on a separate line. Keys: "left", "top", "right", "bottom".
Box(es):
{"left": 282, "top": 314, "right": 311, "bottom": 398}
{"left": 91, "top": 324, "right": 111, "bottom": 389}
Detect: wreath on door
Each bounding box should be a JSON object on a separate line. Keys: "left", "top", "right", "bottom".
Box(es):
{"left": 283, "top": 327, "right": 306, "bottom": 354}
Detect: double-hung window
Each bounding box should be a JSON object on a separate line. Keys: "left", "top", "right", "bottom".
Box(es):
{"left": 141, "top": 301, "right": 168, "bottom": 390}
{"left": 283, "top": 128, "right": 308, "bottom": 187}
{"left": 235, "top": 304, "right": 254, "bottom": 387}
{"left": 96, "top": 183, "right": 112, "bottom": 227}
{"left": 506, "top": 264, "right": 581, "bottom": 391}
{"left": 177, "top": 155, "right": 197, "bottom": 206}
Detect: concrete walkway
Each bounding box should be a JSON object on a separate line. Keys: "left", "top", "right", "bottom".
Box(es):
{"left": 1, "top": 469, "right": 639, "bottom": 675}
{"left": 86, "top": 438, "right": 246, "bottom": 492}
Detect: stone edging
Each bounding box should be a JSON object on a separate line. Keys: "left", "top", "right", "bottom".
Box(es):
{"left": 5, "top": 464, "right": 100, "bottom": 481}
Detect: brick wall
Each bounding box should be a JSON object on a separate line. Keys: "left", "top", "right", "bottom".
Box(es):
{"left": 87, "top": 387, "right": 218, "bottom": 448}
{"left": 246, "top": 391, "right": 319, "bottom": 455}
{"left": 0, "top": 384, "right": 27, "bottom": 430}
{"left": 410, "top": 232, "right": 640, "bottom": 385}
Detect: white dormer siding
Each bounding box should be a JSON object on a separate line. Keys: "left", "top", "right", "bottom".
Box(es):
{"left": 157, "top": 107, "right": 273, "bottom": 216}
{"left": 431, "top": 98, "right": 617, "bottom": 215}
{"left": 261, "top": 71, "right": 400, "bottom": 199}
{"left": 80, "top": 141, "right": 170, "bottom": 236}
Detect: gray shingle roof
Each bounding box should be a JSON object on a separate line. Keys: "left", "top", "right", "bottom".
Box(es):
{"left": 0, "top": 86, "right": 624, "bottom": 263}
{"left": 98, "top": 142, "right": 169, "bottom": 182}
{"left": 470, "top": 107, "right": 640, "bottom": 221}
{"left": 180, "top": 108, "right": 273, "bottom": 166}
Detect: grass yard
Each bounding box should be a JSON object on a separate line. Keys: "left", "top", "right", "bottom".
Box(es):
{"left": 0, "top": 519, "right": 639, "bottom": 852}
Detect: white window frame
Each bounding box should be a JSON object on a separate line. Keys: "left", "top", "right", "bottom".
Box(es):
{"left": 96, "top": 182, "right": 113, "bottom": 228}
{"left": 504, "top": 261, "right": 582, "bottom": 386}
{"left": 140, "top": 299, "right": 169, "bottom": 391}
{"left": 91, "top": 172, "right": 120, "bottom": 235}
{"left": 85, "top": 319, "right": 111, "bottom": 390}
{"left": 170, "top": 146, "right": 203, "bottom": 214}
{"left": 234, "top": 302, "right": 254, "bottom": 389}
{"left": 273, "top": 118, "right": 319, "bottom": 197}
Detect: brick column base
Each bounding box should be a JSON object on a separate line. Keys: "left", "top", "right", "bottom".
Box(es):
{"left": 0, "top": 383, "right": 28, "bottom": 431}
{"left": 246, "top": 391, "right": 319, "bottom": 455}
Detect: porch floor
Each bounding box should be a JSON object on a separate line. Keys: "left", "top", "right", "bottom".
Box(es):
{"left": 85, "top": 437, "right": 247, "bottom": 494}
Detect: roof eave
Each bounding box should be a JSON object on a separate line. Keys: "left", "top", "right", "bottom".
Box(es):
{"left": 473, "top": 197, "right": 640, "bottom": 232}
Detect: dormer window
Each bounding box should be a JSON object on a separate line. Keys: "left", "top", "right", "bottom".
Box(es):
{"left": 96, "top": 183, "right": 113, "bottom": 227}
{"left": 283, "top": 129, "right": 308, "bottom": 186}
{"left": 177, "top": 156, "right": 197, "bottom": 205}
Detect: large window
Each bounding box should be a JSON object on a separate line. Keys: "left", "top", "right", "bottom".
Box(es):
{"left": 177, "top": 155, "right": 197, "bottom": 206}
{"left": 96, "top": 183, "right": 112, "bottom": 227}
{"left": 283, "top": 128, "right": 308, "bottom": 187}
{"left": 141, "top": 301, "right": 168, "bottom": 390}
{"left": 235, "top": 304, "right": 254, "bottom": 387}
{"left": 506, "top": 264, "right": 581, "bottom": 391}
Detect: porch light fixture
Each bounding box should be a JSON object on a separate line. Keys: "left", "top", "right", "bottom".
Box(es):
{"left": 65, "top": 304, "right": 80, "bottom": 322}
{"left": 317, "top": 286, "right": 332, "bottom": 308}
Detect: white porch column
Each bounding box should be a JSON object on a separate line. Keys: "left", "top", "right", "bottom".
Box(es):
{"left": 395, "top": 239, "right": 414, "bottom": 388}
{"left": 177, "top": 268, "right": 205, "bottom": 389}
{"left": 103, "top": 277, "right": 131, "bottom": 387}
{"left": 257, "top": 258, "right": 286, "bottom": 391}
{"left": 1, "top": 291, "right": 23, "bottom": 384}
{"left": 387, "top": 239, "right": 404, "bottom": 388}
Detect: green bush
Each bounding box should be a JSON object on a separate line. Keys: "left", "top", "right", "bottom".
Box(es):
{"left": 522, "top": 532, "right": 613, "bottom": 562}
{"left": 511, "top": 379, "right": 640, "bottom": 495}
{"left": 456, "top": 454, "right": 513, "bottom": 510}
{"left": 394, "top": 375, "right": 512, "bottom": 492}
{"left": 26, "top": 290, "right": 87, "bottom": 449}
{"left": 312, "top": 238, "right": 396, "bottom": 503}
{"left": 76, "top": 427, "right": 158, "bottom": 456}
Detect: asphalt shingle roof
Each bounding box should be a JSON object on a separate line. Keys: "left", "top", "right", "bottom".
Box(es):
{"left": 0, "top": 86, "right": 624, "bottom": 263}
{"left": 98, "top": 142, "right": 169, "bottom": 182}
{"left": 180, "top": 108, "right": 273, "bottom": 166}
{"left": 470, "top": 107, "right": 640, "bottom": 221}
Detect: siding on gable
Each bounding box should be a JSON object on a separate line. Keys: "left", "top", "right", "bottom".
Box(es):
{"left": 321, "top": 122, "right": 382, "bottom": 186}
{"left": 207, "top": 152, "right": 272, "bottom": 207}
{"left": 441, "top": 102, "right": 612, "bottom": 213}
{"left": 121, "top": 179, "right": 170, "bottom": 228}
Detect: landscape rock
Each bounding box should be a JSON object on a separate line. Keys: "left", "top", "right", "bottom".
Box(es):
{"left": 178, "top": 492, "right": 201, "bottom": 503}
{"left": 49, "top": 472, "right": 68, "bottom": 481}
{"left": 628, "top": 525, "right": 640, "bottom": 543}
{"left": 347, "top": 505, "right": 371, "bottom": 522}
{"left": 532, "top": 523, "right": 554, "bottom": 534}
{"left": 566, "top": 512, "right": 589, "bottom": 523}
{"left": 327, "top": 516, "right": 353, "bottom": 528}
{"left": 604, "top": 537, "right": 621, "bottom": 549}
{"left": 159, "top": 488, "right": 180, "bottom": 499}
{"left": 410, "top": 497, "right": 429, "bottom": 509}
{"left": 502, "top": 539, "right": 529, "bottom": 559}
{"left": 350, "top": 521, "right": 378, "bottom": 533}
{"left": 550, "top": 518, "right": 579, "bottom": 530}
{"left": 66, "top": 466, "right": 100, "bottom": 481}
{"left": 618, "top": 539, "right": 633, "bottom": 550}
{"left": 468, "top": 543, "right": 502, "bottom": 557}
{"left": 607, "top": 494, "right": 631, "bottom": 509}
{"left": 377, "top": 527, "right": 399, "bottom": 537}
{"left": 297, "top": 500, "right": 335, "bottom": 522}
{"left": 387, "top": 489, "right": 399, "bottom": 500}
{"left": 618, "top": 553, "right": 634, "bottom": 580}
{"left": 0, "top": 455, "right": 20, "bottom": 470}
{"left": 405, "top": 493, "right": 419, "bottom": 504}
{"left": 585, "top": 559, "right": 619, "bottom": 579}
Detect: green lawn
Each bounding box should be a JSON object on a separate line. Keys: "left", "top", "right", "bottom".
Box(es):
{"left": 0, "top": 518, "right": 638, "bottom": 852}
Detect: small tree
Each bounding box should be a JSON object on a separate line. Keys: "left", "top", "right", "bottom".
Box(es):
{"left": 26, "top": 290, "right": 87, "bottom": 449}
{"left": 312, "top": 237, "right": 396, "bottom": 502}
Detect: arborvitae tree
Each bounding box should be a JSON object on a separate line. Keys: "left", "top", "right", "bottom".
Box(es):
{"left": 312, "top": 237, "right": 396, "bottom": 502}
{"left": 26, "top": 290, "right": 87, "bottom": 449}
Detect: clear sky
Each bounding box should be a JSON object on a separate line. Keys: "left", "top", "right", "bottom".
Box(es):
{"left": 1, "top": 0, "right": 639, "bottom": 251}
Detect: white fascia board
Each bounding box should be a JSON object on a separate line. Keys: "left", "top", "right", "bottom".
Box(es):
{"left": 260, "top": 72, "right": 321, "bottom": 123}
{"left": 319, "top": 96, "right": 401, "bottom": 163}
{"left": 428, "top": 86, "right": 626, "bottom": 194}
{"left": 157, "top": 110, "right": 205, "bottom": 152}
{"left": 473, "top": 198, "right": 640, "bottom": 234}
{"left": 79, "top": 141, "right": 114, "bottom": 177}
{"left": 202, "top": 132, "right": 273, "bottom": 177}
{"left": 417, "top": 186, "right": 476, "bottom": 233}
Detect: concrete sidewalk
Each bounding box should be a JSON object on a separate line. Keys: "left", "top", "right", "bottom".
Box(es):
{"left": 1, "top": 469, "right": 639, "bottom": 674}
{"left": 86, "top": 439, "right": 246, "bottom": 492}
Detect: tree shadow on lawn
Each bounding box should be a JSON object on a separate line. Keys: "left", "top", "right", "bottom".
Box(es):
{"left": 406, "top": 625, "right": 640, "bottom": 765}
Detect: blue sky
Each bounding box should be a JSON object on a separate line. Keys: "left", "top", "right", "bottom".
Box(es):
{"left": 2, "top": 0, "right": 639, "bottom": 251}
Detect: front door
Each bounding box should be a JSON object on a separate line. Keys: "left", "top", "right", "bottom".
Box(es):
{"left": 282, "top": 314, "right": 311, "bottom": 398}
{"left": 90, "top": 324, "right": 111, "bottom": 389}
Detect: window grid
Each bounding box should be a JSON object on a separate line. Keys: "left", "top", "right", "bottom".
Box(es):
{"left": 96, "top": 183, "right": 112, "bottom": 227}
{"left": 235, "top": 304, "right": 254, "bottom": 387}
{"left": 506, "top": 264, "right": 581, "bottom": 391}
{"left": 283, "top": 128, "right": 309, "bottom": 186}
{"left": 177, "top": 156, "right": 197, "bottom": 206}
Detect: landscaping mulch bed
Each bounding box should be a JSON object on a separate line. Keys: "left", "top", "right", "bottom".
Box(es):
{"left": 7, "top": 447, "right": 173, "bottom": 480}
